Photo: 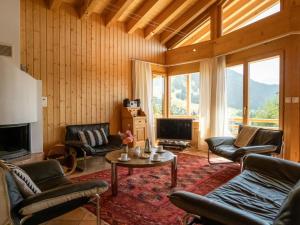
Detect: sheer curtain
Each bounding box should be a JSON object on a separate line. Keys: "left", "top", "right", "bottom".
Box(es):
{"left": 199, "top": 59, "right": 213, "bottom": 148}
{"left": 132, "top": 60, "right": 155, "bottom": 144}
{"left": 210, "top": 56, "right": 227, "bottom": 137}
{"left": 198, "top": 56, "right": 227, "bottom": 148}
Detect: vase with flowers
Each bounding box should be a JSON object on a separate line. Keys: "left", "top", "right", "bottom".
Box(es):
{"left": 118, "top": 130, "right": 134, "bottom": 153}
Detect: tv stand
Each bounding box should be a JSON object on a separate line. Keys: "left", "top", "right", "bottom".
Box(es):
{"left": 158, "top": 140, "right": 190, "bottom": 150}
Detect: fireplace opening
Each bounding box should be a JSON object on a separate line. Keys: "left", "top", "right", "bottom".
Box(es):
{"left": 0, "top": 123, "right": 30, "bottom": 160}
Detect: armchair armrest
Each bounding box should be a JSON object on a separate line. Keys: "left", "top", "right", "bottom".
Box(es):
{"left": 244, "top": 154, "right": 300, "bottom": 184}
{"left": 19, "top": 160, "right": 64, "bottom": 184}
{"left": 108, "top": 134, "right": 122, "bottom": 148}
{"left": 19, "top": 180, "right": 108, "bottom": 216}
{"left": 169, "top": 191, "right": 268, "bottom": 225}
{"left": 235, "top": 145, "right": 277, "bottom": 158}
{"left": 205, "top": 137, "right": 236, "bottom": 149}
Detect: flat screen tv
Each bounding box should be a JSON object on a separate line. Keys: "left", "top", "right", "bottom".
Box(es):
{"left": 156, "top": 118, "right": 192, "bottom": 140}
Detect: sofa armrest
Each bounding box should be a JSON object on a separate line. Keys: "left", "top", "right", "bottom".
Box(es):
{"left": 205, "top": 137, "right": 236, "bottom": 149}
{"left": 19, "top": 160, "right": 64, "bottom": 184}
{"left": 19, "top": 180, "right": 108, "bottom": 216}
{"left": 169, "top": 191, "right": 269, "bottom": 225}
{"left": 108, "top": 134, "right": 122, "bottom": 148}
{"left": 65, "top": 140, "right": 94, "bottom": 156}
{"left": 244, "top": 154, "right": 300, "bottom": 184}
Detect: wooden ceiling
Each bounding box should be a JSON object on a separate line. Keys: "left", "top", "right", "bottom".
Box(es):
{"left": 46, "top": 0, "right": 280, "bottom": 49}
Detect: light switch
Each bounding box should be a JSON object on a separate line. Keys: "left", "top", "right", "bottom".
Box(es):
{"left": 42, "top": 96, "right": 48, "bottom": 107}
{"left": 285, "top": 97, "right": 292, "bottom": 103}
{"left": 292, "top": 97, "right": 299, "bottom": 104}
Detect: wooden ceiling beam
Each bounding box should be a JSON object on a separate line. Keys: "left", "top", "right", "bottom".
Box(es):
{"left": 126, "top": 0, "right": 160, "bottom": 34}
{"left": 105, "top": 0, "right": 136, "bottom": 27}
{"left": 165, "top": 9, "right": 211, "bottom": 49}
{"left": 47, "top": 0, "right": 61, "bottom": 10}
{"left": 144, "top": 0, "right": 194, "bottom": 40}
{"left": 160, "top": 0, "right": 217, "bottom": 44}
{"left": 79, "top": 0, "right": 105, "bottom": 19}
{"left": 180, "top": 21, "right": 210, "bottom": 47}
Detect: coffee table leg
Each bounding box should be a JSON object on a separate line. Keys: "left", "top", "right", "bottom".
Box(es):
{"left": 111, "top": 163, "right": 118, "bottom": 196}
{"left": 128, "top": 168, "right": 133, "bottom": 175}
{"left": 171, "top": 155, "right": 177, "bottom": 187}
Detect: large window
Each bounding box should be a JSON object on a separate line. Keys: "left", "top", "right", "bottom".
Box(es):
{"left": 226, "top": 64, "right": 244, "bottom": 135}
{"left": 169, "top": 73, "right": 200, "bottom": 117}
{"left": 225, "top": 55, "right": 281, "bottom": 135}
{"left": 248, "top": 56, "right": 280, "bottom": 128}
{"left": 152, "top": 75, "right": 166, "bottom": 118}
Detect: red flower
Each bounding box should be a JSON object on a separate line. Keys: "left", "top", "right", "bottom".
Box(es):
{"left": 119, "top": 130, "right": 134, "bottom": 145}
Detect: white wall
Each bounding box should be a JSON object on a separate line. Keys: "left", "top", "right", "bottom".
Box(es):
{"left": 0, "top": 56, "right": 38, "bottom": 125}
{"left": 0, "top": 0, "right": 20, "bottom": 65}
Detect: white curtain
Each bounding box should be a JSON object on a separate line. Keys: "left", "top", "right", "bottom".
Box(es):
{"left": 132, "top": 60, "right": 155, "bottom": 145}
{"left": 199, "top": 59, "right": 213, "bottom": 147}
{"left": 198, "top": 56, "right": 227, "bottom": 148}
{"left": 210, "top": 56, "right": 227, "bottom": 137}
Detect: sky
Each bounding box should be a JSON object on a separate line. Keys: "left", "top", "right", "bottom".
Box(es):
{"left": 229, "top": 56, "right": 280, "bottom": 85}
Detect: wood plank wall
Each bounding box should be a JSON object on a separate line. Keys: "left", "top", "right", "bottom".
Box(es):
{"left": 20, "top": 0, "right": 166, "bottom": 153}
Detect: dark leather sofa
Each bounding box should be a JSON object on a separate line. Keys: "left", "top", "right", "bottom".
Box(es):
{"left": 169, "top": 154, "right": 300, "bottom": 225}
{"left": 65, "top": 123, "right": 122, "bottom": 171}
{"left": 2, "top": 159, "right": 108, "bottom": 225}
{"left": 205, "top": 126, "right": 283, "bottom": 164}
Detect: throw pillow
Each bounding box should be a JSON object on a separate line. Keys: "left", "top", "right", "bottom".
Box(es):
{"left": 0, "top": 160, "right": 41, "bottom": 198}
{"left": 78, "top": 130, "right": 105, "bottom": 147}
{"left": 100, "top": 128, "right": 109, "bottom": 144}
{"left": 234, "top": 126, "right": 259, "bottom": 148}
{"left": 93, "top": 130, "right": 103, "bottom": 146}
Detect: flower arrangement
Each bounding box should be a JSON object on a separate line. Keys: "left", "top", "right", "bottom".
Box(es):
{"left": 119, "top": 130, "right": 134, "bottom": 145}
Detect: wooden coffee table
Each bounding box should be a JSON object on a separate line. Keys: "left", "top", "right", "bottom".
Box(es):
{"left": 105, "top": 148, "right": 177, "bottom": 196}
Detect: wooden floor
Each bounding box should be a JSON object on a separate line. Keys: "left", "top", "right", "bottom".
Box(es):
{"left": 16, "top": 148, "right": 224, "bottom": 225}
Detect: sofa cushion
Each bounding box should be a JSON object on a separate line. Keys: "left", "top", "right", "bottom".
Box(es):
{"left": 0, "top": 160, "right": 41, "bottom": 197}
{"left": 213, "top": 145, "right": 239, "bottom": 161}
{"left": 206, "top": 170, "right": 293, "bottom": 224}
{"left": 274, "top": 180, "right": 300, "bottom": 225}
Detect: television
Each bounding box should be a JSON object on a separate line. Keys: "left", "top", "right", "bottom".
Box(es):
{"left": 156, "top": 118, "right": 193, "bottom": 140}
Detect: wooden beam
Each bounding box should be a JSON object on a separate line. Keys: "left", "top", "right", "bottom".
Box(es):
{"left": 166, "top": 11, "right": 292, "bottom": 65}
{"left": 180, "top": 20, "right": 210, "bottom": 47}
{"left": 210, "top": 3, "right": 222, "bottom": 39}
{"left": 47, "top": 0, "right": 61, "bottom": 10}
{"left": 160, "top": 0, "right": 217, "bottom": 44}
{"left": 126, "top": 0, "right": 160, "bottom": 34}
{"left": 144, "top": 0, "right": 194, "bottom": 40}
{"left": 79, "top": 0, "right": 107, "bottom": 19}
{"left": 105, "top": 0, "right": 136, "bottom": 27}
{"left": 166, "top": 11, "right": 210, "bottom": 49}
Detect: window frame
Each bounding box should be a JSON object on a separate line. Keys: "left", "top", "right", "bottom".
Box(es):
{"left": 226, "top": 51, "right": 284, "bottom": 130}
{"left": 152, "top": 73, "right": 167, "bottom": 118}
{"left": 168, "top": 73, "right": 200, "bottom": 118}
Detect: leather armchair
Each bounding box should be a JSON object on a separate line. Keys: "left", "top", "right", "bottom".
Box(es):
{"left": 2, "top": 159, "right": 108, "bottom": 225}
{"left": 205, "top": 126, "right": 283, "bottom": 164}
{"left": 169, "top": 154, "right": 300, "bottom": 225}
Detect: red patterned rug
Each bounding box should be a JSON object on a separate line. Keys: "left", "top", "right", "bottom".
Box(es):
{"left": 72, "top": 153, "right": 239, "bottom": 225}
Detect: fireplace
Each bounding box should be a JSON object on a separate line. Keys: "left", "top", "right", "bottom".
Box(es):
{"left": 0, "top": 123, "right": 30, "bottom": 160}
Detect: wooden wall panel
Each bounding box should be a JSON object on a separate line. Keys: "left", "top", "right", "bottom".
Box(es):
{"left": 20, "top": 0, "right": 166, "bottom": 153}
